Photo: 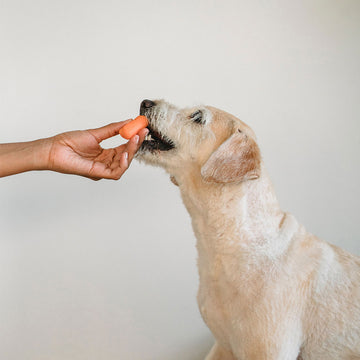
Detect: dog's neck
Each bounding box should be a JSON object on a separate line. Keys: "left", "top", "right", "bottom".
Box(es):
{"left": 174, "top": 164, "right": 297, "bottom": 258}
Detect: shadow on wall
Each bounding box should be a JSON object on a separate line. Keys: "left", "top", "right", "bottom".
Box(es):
{"left": 161, "top": 335, "right": 214, "bottom": 360}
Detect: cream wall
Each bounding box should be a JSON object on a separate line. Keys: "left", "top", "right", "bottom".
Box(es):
{"left": 0, "top": 1, "right": 359, "bottom": 359}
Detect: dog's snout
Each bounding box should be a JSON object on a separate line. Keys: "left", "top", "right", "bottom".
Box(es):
{"left": 140, "top": 99, "right": 155, "bottom": 110}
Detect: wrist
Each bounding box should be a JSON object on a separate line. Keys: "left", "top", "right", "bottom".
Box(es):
{"left": 30, "top": 137, "right": 53, "bottom": 171}
{"left": 0, "top": 138, "right": 52, "bottom": 178}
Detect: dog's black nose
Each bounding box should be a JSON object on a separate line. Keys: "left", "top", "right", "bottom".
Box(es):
{"left": 140, "top": 99, "right": 155, "bottom": 110}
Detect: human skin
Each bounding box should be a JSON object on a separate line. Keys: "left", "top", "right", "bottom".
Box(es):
{"left": 0, "top": 120, "right": 148, "bottom": 180}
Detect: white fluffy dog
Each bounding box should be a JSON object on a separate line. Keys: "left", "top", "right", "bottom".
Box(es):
{"left": 136, "top": 99, "right": 360, "bottom": 360}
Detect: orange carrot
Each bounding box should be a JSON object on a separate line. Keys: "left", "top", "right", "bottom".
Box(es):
{"left": 119, "top": 115, "right": 149, "bottom": 139}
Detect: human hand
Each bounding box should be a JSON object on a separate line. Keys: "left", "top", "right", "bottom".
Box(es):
{"left": 45, "top": 121, "right": 148, "bottom": 180}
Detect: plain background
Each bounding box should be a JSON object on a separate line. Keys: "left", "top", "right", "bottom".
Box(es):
{"left": 0, "top": 0, "right": 359, "bottom": 359}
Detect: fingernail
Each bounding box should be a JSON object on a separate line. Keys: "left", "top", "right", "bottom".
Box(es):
{"left": 133, "top": 135, "right": 139, "bottom": 144}
{"left": 144, "top": 128, "right": 149, "bottom": 136}
{"left": 124, "top": 152, "right": 128, "bottom": 159}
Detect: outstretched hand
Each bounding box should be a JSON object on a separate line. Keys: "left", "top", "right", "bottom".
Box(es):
{"left": 47, "top": 121, "right": 148, "bottom": 180}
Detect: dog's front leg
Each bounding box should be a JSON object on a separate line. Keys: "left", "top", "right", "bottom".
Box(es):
{"left": 235, "top": 338, "right": 302, "bottom": 360}
{"left": 205, "top": 342, "right": 236, "bottom": 360}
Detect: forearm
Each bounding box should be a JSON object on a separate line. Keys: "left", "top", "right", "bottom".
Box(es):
{"left": 0, "top": 139, "right": 51, "bottom": 177}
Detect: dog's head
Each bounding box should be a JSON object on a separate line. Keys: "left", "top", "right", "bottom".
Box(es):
{"left": 136, "top": 99, "right": 261, "bottom": 185}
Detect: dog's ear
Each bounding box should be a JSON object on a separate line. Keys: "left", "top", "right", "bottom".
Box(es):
{"left": 170, "top": 175, "right": 179, "bottom": 186}
{"left": 201, "top": 130, "right": 261, "bottom": 183}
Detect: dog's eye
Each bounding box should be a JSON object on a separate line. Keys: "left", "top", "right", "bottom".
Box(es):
{"left": 189, "top": 110, "right": 204, "bottom": 124}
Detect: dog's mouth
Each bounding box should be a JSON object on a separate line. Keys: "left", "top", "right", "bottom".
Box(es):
{"left": 139, "top": 106, "right": 175, "bottom": 152}
{"left": 141, "top": 124, "right": 175, "bottom": 152}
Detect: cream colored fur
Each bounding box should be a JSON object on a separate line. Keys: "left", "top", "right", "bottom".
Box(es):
{"left": 137, "top": 100, "right": 360, "bottom": 360}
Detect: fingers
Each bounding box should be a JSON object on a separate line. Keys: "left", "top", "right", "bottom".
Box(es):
{"left": 111, "top": 127, "right": 148, "bottom": 170}
{"left": 106, "top": 152, "right": 129, "bottom": 180}
{"left": 86, "top": 127, "right": 148, "bottom": 181}
{"left": 86, "top": 151, "right": 129, "bottom": 181}
{"left": 137, "top": 127, "right": 149, "bottom": 144}
{"left": 125, "top": 127, "right": 148, "bottom": 163}
{"left": 126, "top": 135, "right": 140, "bottom": 163}
{"left": 88, "top": 120, "right": 132, "bottom": 143}
{"left": 119, "top": 152, "right": 129, "bottom": 173}
{"left": 88, "top": 161, "right": 125, "bottom": 180}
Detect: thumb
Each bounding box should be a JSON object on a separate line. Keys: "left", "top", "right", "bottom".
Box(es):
{"left": 88, "top": 120, "right": 132, "bottom": 143}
